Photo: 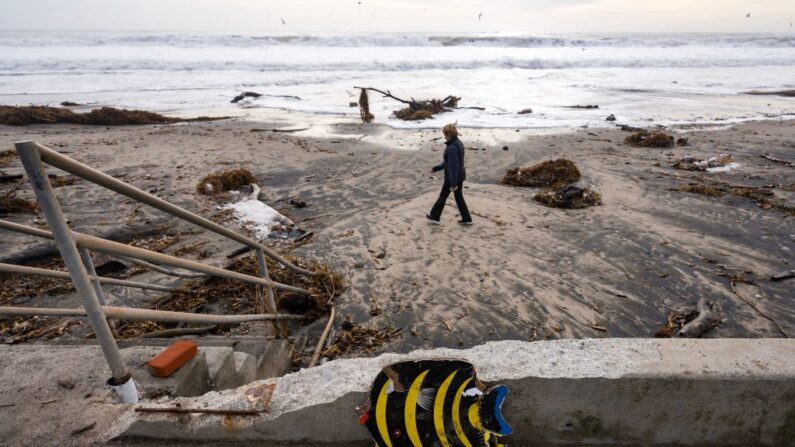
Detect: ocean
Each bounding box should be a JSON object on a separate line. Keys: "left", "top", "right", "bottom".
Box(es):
{"left": 1, "top": 31, "right": 794, "bottom": 130}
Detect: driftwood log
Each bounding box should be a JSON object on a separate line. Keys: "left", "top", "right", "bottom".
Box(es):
{"left": 676, "top": 297, "right": 720, "bottom": 338}
{"left": 231, "top": 91, "right": 301, "bottom": 103}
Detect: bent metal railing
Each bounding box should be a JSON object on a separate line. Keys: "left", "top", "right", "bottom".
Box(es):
{"left": 0, "top": 141, "right": 314, "bottom": 395}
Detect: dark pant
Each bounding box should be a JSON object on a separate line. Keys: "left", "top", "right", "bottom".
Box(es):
{"left": 429, "top": 181, "right": 471, "bottom": 222}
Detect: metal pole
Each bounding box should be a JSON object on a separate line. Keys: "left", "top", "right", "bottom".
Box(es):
{"left": 0, "top": 219, "right": 312, "bottom": 296}
{"left": 256, "top": 248, "right": 278, "bottom": 314}
{"left": 0, "top": 263, "right": 177, "bottom": 293}
{"left": 79, "top": 247, "right": 117, "bottom": 336}
{"left": 15, "top": 141, "right": 130, "bottom": 384}
{"left": 79, "top": 248, "right": 109, "bottom": 306}
{"left": 0, "top": 306, "right": 306, "bottom": 324}
{"left": 118, "top": 256, "right": 205, "bottom": 279}
{"left": 256, "top": 247, "right": 285, "bottom": 337}
{"left": 31, "top": 142, "right": 314, "bottom": 276}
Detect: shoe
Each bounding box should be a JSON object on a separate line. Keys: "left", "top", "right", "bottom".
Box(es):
{"left": 426, "top": 214, "right": 440, "bottom": 225}
{"left": 458, "top": 220, "right": 474, "bottom": 226}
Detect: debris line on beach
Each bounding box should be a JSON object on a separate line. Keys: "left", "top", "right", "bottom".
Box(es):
{"left": 501, "top": 159, "right": 581, "bottom": 188}
{"left": 0, "top": 106, "right": 170, "bottom": 126}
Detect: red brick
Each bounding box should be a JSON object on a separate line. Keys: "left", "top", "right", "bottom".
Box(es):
{"left": 147, "top": 340, "right": 197, "bottom": 378}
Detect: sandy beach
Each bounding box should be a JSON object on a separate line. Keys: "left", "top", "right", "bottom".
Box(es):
{"left": 2, "top": 117, "right": 793, "bottom": 354}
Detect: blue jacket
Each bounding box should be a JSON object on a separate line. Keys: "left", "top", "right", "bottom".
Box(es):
{"left": 433, "top": 137, "right": 466, "bottom": 185}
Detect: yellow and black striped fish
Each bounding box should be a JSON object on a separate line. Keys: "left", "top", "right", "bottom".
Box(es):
{"left": 359, "top": 360, "right": 512, "bottom": 447}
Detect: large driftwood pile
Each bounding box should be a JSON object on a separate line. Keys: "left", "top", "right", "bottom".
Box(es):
{"left": 354, "top": 87, "right": 461, "bottom": 122}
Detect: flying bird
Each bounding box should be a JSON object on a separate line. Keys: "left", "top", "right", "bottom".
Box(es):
{"left": 478, "top": 12, "right": 483, "bottom": 21}
{"left": 746, "top": 12, "right": 751, "bottom": 18}
{"left": 281, "top": 18, "right": 287, "bottom": 25}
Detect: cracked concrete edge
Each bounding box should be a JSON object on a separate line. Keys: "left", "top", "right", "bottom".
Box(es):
{"left": 117, "top": 338, "right": 795, "bottom": 444}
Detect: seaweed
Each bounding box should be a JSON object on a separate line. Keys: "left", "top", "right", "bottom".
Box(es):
{"left": 0, "top": 191, "right": 39, "bottom": 216}
{"left": 654, "top": 307, "right": 700, "bottom": 338}
{"left": 678, "top": 180, "right": 795, "bottom": 215}
{"left": 0, "top": 106, "right": 223, "bottom": 126}
{"left": 196, "top": 168, "right": 257, "bottom": 195}
{"left": 393, "top": 109, "right": 434, "bottom": 121}
{"left": 624, "top": 130, "right": 675, "bottom": 148}
{"left": 501, "top": 159, "right": 581, "bottom": 189}
{"left": 321, "top": 323, "right": 402, "bottom": 359}
{"left": 0, "top": 150, "right": 15, "bottom": 167}
{"left": 116, "top": 254, "right": 345, "bottom": 338}
{"left": 534, "top": 186, "right": 602, "bottom": 209}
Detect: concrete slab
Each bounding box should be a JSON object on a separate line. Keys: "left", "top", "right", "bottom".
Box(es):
{"left": 257, "top": 339, "right": 292, "bottom": 380}
{"left": 120, "top": 339, "right": 795, "bottom": 446}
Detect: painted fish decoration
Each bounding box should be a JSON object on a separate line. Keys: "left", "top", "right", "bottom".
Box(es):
{"left": 359, "top": 360, "right": 512, "bottom": 447}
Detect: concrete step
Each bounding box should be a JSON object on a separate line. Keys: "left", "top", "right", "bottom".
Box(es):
{"left": 45, "top": 336, "right": 294, "bottom": 396}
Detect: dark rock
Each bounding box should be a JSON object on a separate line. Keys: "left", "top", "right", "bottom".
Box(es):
{"left": 518, "top": 108, "right": 533, "bottom": 115}
{"left": 606, "top": 114, "right": 616, "bottom": 121}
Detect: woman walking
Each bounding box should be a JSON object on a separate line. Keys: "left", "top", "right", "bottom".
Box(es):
{"left": 427, "top": 124, "right": 473, "bottom": 225}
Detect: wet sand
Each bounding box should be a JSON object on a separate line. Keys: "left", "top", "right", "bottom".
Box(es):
{"left": 1, "top": 118, "right": 793, "bottom": 352}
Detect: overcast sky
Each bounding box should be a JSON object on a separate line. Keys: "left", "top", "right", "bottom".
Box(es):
{"left": 0, "top": 0, "right": 793, "bottom": 33}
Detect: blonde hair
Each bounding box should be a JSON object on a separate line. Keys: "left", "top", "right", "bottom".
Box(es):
{"left": 442, "top": 123, "right": 458, "bottom": 140}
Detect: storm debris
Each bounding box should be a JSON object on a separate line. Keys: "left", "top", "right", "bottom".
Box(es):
{"left": 655, "top": 298, "right": 719, "bottom": 338}
{"left": 501, "top": 159, "right": 581, "bottom": 189}
{"left": 624, "top": 130, "right": 675, "bottom": 148}
{"left": 321, "top": 323, "right": 402, "bottom": 359}
{"left": 358, "top": 89, "right": 374, "bottom": 123}
{"left": 196, "top": 168, "right": 257, "bottom": 195}
{"left": 673, "top": 154, "right": 736, "bottom": 172}
{"left": 534, "top": 185, "right": 602, "bottom": 209}
{"left": 0, "top": 150, "right": 15, "bottom": 167}
{"left": 115, "top": 254, "right": 344, "bottom": 338}
{"left": 677, "top": 179, "right": 795, "bottom": 215}
{"left": 0, "top": 191, "right": 39, "bottom": 216}
{"left": 0, "top": 106, "right": 181, "bottom": 126}
{"left": 354, "top": 86, "right": 459, "bottom": 122}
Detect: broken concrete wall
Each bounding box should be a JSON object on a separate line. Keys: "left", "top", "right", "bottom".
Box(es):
{"left": 119, "top": 339, "right": 795, "bottom": 446}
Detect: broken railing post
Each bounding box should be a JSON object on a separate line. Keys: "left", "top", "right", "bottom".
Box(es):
{"left": 79, "top": 247, "right": 117, "bottom": 336}
{"left": 15, "top": 140, "right": 135, "bottom": 402}
{"left": 256, "top": 247, "right": 285, "bottom": 337}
